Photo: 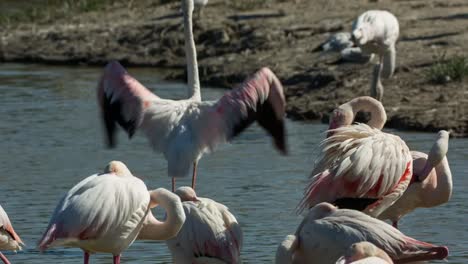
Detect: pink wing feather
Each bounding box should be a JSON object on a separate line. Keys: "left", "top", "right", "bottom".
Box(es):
{"left": 298, "top": 124, "right": 412, "bottom": 216}
{"left": 97, "top": 61, "right": 159, "bottom": 147}
{"left": 200, "top": 67, "right": 287, "bottom": 154}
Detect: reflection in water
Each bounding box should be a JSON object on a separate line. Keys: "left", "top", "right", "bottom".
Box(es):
{"left": 0, "top": 63, "right": 466, "bottom": 263}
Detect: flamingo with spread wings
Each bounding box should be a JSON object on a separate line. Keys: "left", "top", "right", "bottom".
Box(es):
{"left": 97, "top": 0, "right": 287, "bottom": 192}
{"left": 276, "top": 203, "right": 448, "bottom": 264}
{"left": 0, "top": 205, "right": 23, "bottom": 264}
{"left": 165, "top": 186, "right": 243, "bottom": 264}
{"left": 298, "top": 96, "right": 412, "bottom": 217}
{"left": 38, "top": 161, "right": 186, "bottom": 264}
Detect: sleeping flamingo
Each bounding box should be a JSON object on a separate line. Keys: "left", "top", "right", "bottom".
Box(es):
{"left": 0, "top": 205, "right": 23, "bottom": 264}
{"left": 298, "top": 96, "right": 412, "bottom": 217}
{"left": 97, "top": 0, "right": 287, "bottom": 192}
{"left": 335, "top": 242, "right": 393, "bottom": 264}
{"left": 276, "top": 203, "right": 448, "bottom": 264}
{"left": 379, "top": 130, "right": 452, "bottom": 228}
{"left": 352, "top": 10, "right": 399, "bottom": 101}
{"left": 165, "top": 186, "right": 243, "bottom": 264}
{"left": 38, "top": 161, "right": 186, "bottom": 264}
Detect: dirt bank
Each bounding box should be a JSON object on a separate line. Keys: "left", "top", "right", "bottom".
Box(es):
{"left": 1, "top": 0, "right": 467, "bottom": 136}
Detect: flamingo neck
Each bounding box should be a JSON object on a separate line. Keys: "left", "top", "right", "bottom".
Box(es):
{"left": 370, "top": 63, "right": 383, "bottom": 102}
{"left": 347, "top": 96, "right": 386, "bottom": 129}
{"left": 429, "top": 157, "right": 453, "bottom": 204}
{"left": 183, "top": 0, "right": 201, "bottom": 102}
{"left": 137, "top": 189, "right": 185, "bottom": 241}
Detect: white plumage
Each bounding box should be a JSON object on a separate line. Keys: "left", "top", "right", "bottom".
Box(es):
{"left": 352, "top": 10, "right": 399, "bottom": 101}
{"left": 98, "top": 0, "right": 287, "bottom": 192}
{"left": 298, "top": 97, "right": 412, "bottom": 217}
{"left": 335, "top": 242, "right": 393, "bottom": 264}
{"left": 379, "top": 130, "right": 452, "bottom": 228}
{"left": 166, "top": 187, "right": 243, "bottom": 264}
{"left": 0, "top": 205, "right": 23, "bottom": 264}
{"left": 38, "top": 161, "right": 186, "bottom": 264}
{"left": 276, "top": 203, "right": 448, "bottom": 264}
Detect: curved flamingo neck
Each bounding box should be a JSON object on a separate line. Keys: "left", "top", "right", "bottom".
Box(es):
{"left": 347, "top": 96, "right": 386, "bottom": 129}
{"left": 431, "top": 157, "right": 453, "bottom": 202}
{"left": 137, "top": 189, "right": 185, "bottom": 241}
{"left": 183, "top": 0, "right": 201, "bottom": 102}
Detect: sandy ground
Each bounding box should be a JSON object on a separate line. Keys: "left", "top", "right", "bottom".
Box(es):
{"left": 0, "top": 0, "right": 467, "bottom": 136}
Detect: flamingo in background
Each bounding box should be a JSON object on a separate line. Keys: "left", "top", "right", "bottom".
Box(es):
{"left": 98, "top": 0, "right": 287, "bottom": 192}
{"left": 335, "top": 242, "right": 393, "bottom": 264}
{"left": 38, "top": 161, "right": 185, "bottom": 264}
{"left": 276, "top": 203, "right": 448, "bottom": 264}
{"left": 298, "top": 96, "right": 412, "bottom": 217}
{"left": 165, "top": 186, "right": 243, "bottom": 264}
{"left": 352, "top": 10, "right": 399, "bottom": 101}
{"left": 0, "top": 205, "right": 23, "bottom": 264}
{"left": 379, "top": 130, "right": 452, "bottom": 228}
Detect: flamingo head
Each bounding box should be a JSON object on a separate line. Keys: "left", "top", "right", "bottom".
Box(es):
{"left": 104, "top": 161, "right": 132, "bottom": 177}
{"left": 175, "top": 186, "right": 199, "bottom": 202}
{"left": 181, "top": 0, "right": 194, "bottom": 15}
{"left": 327, "top": 107, "right": 353, "bottom": 137}
{"left": 351, "top": 24, "right": 373, "bottom": 46}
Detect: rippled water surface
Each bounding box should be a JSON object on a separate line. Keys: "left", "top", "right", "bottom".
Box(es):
{"left": 0, "top": 63, "right": 466, "bottom": 263}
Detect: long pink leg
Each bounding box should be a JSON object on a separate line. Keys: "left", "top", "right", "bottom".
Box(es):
{"left": 0, "top": 252, "right": 11, "bottom": 264}
{"left": 172, "top": 177, "right": 176, "bottom": 192}
{"left": 113, "top": 255, "right": 121, "bottom": 264}
{"left": 84, "top": 252, "right": 90, "bottom": 264}
{"left": 191, "top": 161, "right": 198, "bottom": 190}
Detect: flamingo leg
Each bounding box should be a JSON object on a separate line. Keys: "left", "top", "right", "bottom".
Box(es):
{"left": 172, "top": 177, "right": 176, "bottom": 192}
{"left": 113, "top": 255, "right": 121, "bottom": 264}
{"left": 191, "top": 161, "right": 198, "bottom": 190}
{"left": 0, "top": 252, "right": 11, "bottom": 264}
{"left": 84, "top": 252, "right": 90, "bottom": 264}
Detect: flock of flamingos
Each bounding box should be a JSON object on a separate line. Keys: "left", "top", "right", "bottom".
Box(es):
{"left": 0, "top": 0, "right": 454, "bottom": 263}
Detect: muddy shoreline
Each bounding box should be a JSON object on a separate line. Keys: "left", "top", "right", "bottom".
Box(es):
{"left": 1, "top": 0, "right": 467, "bottom": 136}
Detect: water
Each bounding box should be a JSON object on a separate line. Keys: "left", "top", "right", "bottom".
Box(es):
{"left": 0, "top": 63, "right": 466, "bottom": 263}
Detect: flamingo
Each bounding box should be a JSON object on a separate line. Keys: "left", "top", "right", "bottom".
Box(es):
{"left": 165, "top": 186, "right": 243, "bottom": 264}
{"left": 38, "top": 161, "right": 186, "bottom": 264}
{"left": 0, "top": 205, "right": 23, "bottom": 264}
{"left": 352, "top": 10, "right": 399, "bottom": 101}
{"left": 379, "top": 130, "right": 452, "bottom": 228}
{"left": 298, "top": 96, "right": 412, "bottom": 217}
{"left": 98, "top": 0, "right": 287, "bottom": 192}
{"left": 276, "top": 203, "right": 448, "bottom": 264}
{"left": 335, "top": 242, "right": 393, "bottom": 264}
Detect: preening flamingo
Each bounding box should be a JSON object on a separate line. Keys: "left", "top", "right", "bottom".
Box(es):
{"left": 379, "top": 130, "right": 452, "bottom": 228}
{"left": 335, "top": 242, "right": 393, "bottom": 264}
{"left": 165, "top": 186, "right": 243, "bottom": 264}
{"left": 276, "top": 203, "right": 448, "bottom": 264}
{"left": 352, "top": 10, "right": 399, "bottom": 101}
{"left": 38, "top": 161, "right": 186, "bottom": 264}
{"left": 0, "top": 205, "right": 23, "bottom": 264}
{"left": 298, "top": 96, "right": 412, "bottom": 217}
{"left": 98, "top": 0, "right": 287, "bottom": 192}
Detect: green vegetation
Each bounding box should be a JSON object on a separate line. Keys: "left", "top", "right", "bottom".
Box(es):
{"left": 426, "top": 53, "right": 468, "bottom": 84}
